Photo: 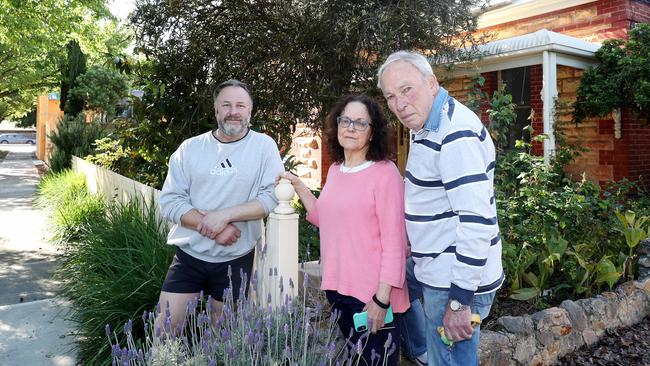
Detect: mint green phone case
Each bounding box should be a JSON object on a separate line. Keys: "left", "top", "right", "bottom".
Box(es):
{"left": 353, "top": 305, "right": 394, "bottom": 332}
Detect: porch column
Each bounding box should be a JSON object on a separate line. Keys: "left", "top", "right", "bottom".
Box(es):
{"left": 258, "top": 179, "right": 299, "bottom": 308}
{"left": 542, "top": 50, "right": 558, "bottom": 165}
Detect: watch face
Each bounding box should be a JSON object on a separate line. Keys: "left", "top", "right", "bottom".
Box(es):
{"left": 450, "top": 300, "right": 461, "bottom": 311}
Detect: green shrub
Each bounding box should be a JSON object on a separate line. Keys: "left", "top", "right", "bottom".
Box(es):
{"left": 491, "top": 99, "right": 650, "bottom": 305}
{"left": 37, "top": 169, "right": 106, "bottom": 244}
{"left": 56, "top": 197, "right": 174, "bottom": 365}
{"left": 48, "top": 114, "right": 105, "bottom": 172}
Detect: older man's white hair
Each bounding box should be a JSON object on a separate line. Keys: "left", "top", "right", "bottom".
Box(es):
{"left": 376, "top": 50, "right": 435, "bottom": 90}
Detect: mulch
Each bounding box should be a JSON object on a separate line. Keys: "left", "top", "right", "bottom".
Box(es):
{"left": 555, "top": 316, "right": 650, "bottom": 365}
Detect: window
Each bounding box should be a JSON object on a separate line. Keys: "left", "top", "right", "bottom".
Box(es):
{"left": 500, "top": 66, "right": 531, "bottom": 149}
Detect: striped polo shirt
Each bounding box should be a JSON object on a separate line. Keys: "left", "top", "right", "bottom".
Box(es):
{"left": 405, "top": 96, "right": 504, "bottom": 305}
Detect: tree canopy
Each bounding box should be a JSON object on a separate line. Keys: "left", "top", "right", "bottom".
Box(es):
{"left": 130, "top": 0, "right": 484, "bottom": 146}
{"left": 0, "top": 0, "right": 130, "bottom": 121}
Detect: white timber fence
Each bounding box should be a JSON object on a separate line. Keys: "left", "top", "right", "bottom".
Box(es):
{"left": 71, "top": 156, "right": 301, "bottom": 308}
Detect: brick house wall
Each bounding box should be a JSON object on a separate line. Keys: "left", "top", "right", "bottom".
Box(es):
{"left": 479, "top": 0, "right": 649, "bottom": 44}
{"left": 288, "top": 124, "right": 323, "bottom": 189}
{"left": 442, "top": 62, "right": 650, "bottom": 187}
{"left": 622, "top": 110, "right": 650, "bottom": 187}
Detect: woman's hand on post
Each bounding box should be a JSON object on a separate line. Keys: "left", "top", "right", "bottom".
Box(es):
{"left": 275, "top": 171, "right": 301, "bottom": 187}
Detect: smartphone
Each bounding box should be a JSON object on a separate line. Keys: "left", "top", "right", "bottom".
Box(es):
{"left": 353, "top": 305, "right": 394, "bottom": 332}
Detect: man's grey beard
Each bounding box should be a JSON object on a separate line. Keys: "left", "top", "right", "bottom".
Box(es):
{"left": 217, "top": 117, "right": 251, "bottom": 137}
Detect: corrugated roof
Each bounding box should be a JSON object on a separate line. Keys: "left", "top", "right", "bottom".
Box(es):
{"left": 475, "top": 29, "right": 600, "bottom": 57}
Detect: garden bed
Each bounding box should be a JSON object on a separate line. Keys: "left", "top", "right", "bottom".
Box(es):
{"left": 478, "top": 238, "right": 650, "bottom": 365}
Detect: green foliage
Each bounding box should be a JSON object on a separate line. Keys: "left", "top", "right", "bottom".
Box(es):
{"left": 61, "top": 199, "right": 173, "bottom": 366}
{"left": 47, "top": 114, "right": 105, "bottom": 172}
{"left": 466, "top": 75, "right": 488, "bottom": 115}
{"left": 60, "top": 40, "right": 87, "bottom": 116}
{"left": 36, "top": 169, "right": 105, "bottom": 245}
{"left": 0, "top": 0, "right": 128, "bottom": 119}
{"left": 37, "top": 173, "right": 174, "bottom": 366}
{"left": 16, "top": 108, "right": 36, "bottom": 128}
{"left": 573, "top": 23, "right": 650, "bottom": 123}
{"left": 69, "top": 65, "right": 130, "bottom": 121}
{"left": 483, "top": 85, "right": 650, "bottom": 305}
{"left": 487, "top": 83, "right": 517, "bottom": 153}
{"left": 614, "top": 210, "right": 650, "bottom": 281}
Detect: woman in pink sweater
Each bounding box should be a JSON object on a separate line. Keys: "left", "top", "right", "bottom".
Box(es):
{"left": 280, "top": 95, "right": 409, "bottom": 365}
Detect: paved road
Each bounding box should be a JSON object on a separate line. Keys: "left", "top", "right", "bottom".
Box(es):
{"left": 0, "top": 144, "right": 77, "bottom": 365}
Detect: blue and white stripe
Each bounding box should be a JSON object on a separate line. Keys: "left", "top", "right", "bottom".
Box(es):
{"left": 405, "top": 97, "right": 504, "bottom": 304}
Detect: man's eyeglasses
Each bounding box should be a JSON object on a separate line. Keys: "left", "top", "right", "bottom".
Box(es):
{"left": 336, "top": 116, "right": 372, "bottom": 131}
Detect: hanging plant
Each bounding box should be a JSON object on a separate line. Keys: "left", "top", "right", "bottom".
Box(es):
{"left": 573, "top": 23, "right": 650, "bottom": 124}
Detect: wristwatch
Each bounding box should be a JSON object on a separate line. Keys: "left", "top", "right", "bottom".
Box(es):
{"left": 449, "top": 299, "right": 469, "bottom": 312}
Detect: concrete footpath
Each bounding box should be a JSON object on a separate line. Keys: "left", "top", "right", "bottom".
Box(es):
{"left": 0, "top": 145, "right": 77, "bottom": 365}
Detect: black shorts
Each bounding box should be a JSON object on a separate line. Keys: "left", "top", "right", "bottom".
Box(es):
{"left": 161, "top": 247, "right": 255, "bottom": 302}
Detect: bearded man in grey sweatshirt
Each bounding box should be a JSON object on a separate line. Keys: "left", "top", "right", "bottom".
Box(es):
{"left": 156, "top": 79, "right": 284, "bottom": 329}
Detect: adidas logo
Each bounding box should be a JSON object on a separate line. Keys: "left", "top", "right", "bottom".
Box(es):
{"left": 210, "top": 158, "right": 238, "bottom": 175}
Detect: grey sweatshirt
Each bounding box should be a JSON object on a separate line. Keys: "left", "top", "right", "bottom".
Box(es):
{"left": 159, "top": 129, "right": 283, "bottom": 263}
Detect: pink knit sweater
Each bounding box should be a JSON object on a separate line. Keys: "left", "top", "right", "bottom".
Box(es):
{"left": 306, "top": 160, "right": 410, "bottom": 312}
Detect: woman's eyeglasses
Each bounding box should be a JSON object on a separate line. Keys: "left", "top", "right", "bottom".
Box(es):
{"left": 336, "top": 116, "right": 372, "bottom": 131}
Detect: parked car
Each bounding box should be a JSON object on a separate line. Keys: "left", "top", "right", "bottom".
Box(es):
{"left": 0, "top": 133, "right": 36, "bottom": 144}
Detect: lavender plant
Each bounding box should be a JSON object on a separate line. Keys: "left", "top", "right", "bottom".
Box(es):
{"left": 107, "top": 247, "right": 396, "bottom": 366}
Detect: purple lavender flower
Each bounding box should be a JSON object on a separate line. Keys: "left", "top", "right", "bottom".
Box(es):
{"left": 326, "top": 342, "right": 337, "bottom": 359}
{"left": 282, "top": 345, "right": 292, "bottom": 359}
{"left": 356, "top": 339, "right": 363, "bottom": 356}
{"left": 387, "top": 342, "right": 396, "bottom": 356}
{"left": 123, "top": 319, "right": 133, "bottom": 334}
{"left": 221, "top": 329, "right": 231, "bottom": 341}
{"left": 245, "top": 330, "right": 254, "bottom": 346}
{"left": 289, "top": 277, "right": 294, "bottom": 290}
{"left": 105, "top": 324, "right": 111, "bottom": 338}
{"left": 141, "top": 310, "right": 148, "bottom": 324}
{"left": 279, "top": 277, "right": 284, "bottom": 293}
{"left": 164, "top": 316, "right": 171, "bottom": 334}
{"left": 251, "top": 270, "right": 258, "bottom": 288}
{"left": 273, "top": 267, "right": 278, "bottom": 276}
{"left": 384, "top": 333, "right": 393, "bottom": 349}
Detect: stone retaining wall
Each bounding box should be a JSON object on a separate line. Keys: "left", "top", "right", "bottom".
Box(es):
{"left": 479, "top": 238, "right": 650, "bottom": 365}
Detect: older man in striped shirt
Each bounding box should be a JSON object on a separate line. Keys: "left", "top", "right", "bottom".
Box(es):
{"left": 378, "top": 50, "right": 504, "bottom": 366}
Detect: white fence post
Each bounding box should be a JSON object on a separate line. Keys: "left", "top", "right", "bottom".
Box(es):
{"left": 257, "top": 179, "right": 299, "bottom": 308}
